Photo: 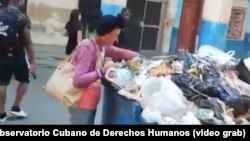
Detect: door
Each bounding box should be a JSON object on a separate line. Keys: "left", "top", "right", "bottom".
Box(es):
{"left": 78, "top": 0, "right": 102, "bottom": 38}
{"left": 126, "top": 0, "right": 166, "bottom": 51}
{"left": 176, "top": 0, "right": 203, "bottom": 53}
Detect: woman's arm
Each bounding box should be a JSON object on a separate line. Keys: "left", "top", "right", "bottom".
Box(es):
{"left": 105, "top": 46, "right": 138, "bottom": 60}
{"left": 63, "top": 22, "right": 69, "bottom": 36}
{"left": 73, "top": 45, "right": 100, "bottom": 88}
{"left": 77, "top": 22, "right": 83, "bottom": 44}
{"left": 63, "top": 29, "right": 68, "bottom": 36}
{"left": 77, "top": 30, "right": 83, "bottom": 44}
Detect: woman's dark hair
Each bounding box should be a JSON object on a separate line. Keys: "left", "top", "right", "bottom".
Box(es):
{"left": 96, "top": 15, "right": 123, "bottom": 36}
{"left": 116, "top": 14, "right": 126, "bottom": 28}
{"left": 0, "top": 0, "right": 10, "bottom": 6}
{"left": 69, "top": 9, "right": 80, "bottom": 23}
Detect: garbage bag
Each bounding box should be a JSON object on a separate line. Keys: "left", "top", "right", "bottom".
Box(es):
{"left": 172, "top": 73, "right": 237, "bottom": 102}
{"left": 213, "top": 83, "right": 240, "bottom": 102}
{"left": 209, "top": 84, "right": 250, "bottom": 117}
{"left": 105, "top": 68, "right": 134, "bottom": 88}
{"left": 200, "top": 67, "right": 220, "bottom": 82}
{"left": 244, "top": 57, "right": 250, "bottom": 71}
{"left": 141, "top": 107, "right": 174, "bottom": 125}
{"left": 171, "top": 73, "right": 210, "bottom": 93}
{"left": 228, "top": 95, "right": 250, "bottom": 118}
{"left": 176, "top": 111, "right": 201, "bottom": 125}
{"left": 195, "top": 99, "right": 224, "bottom": 120}
{"left": 171, "top": 73, "right": 249, "bottom": 117}
{"left": 141, "top": 77, "right": 165, "bottom": 99}
{"left": 224, "top": 70, "right": 250, "bottom": 95}
{"left": 196, "top": 108, "right": 224, "bottom": 125}
{"left": 178, "top": 51, "right": 196, "bottom": 70}
{"left": 235, "top": 59, "right": 250, "bottom": 84}
{"left": 197, "top": 45, "right": 236, "bottom": 68}
{"left": 141, "top": 77, "right": 188, "bottom": 119}
{"left": 141, "top": 108, "right": 201, "bottom": 125}
{"left": 238, "top": 79, "right": 250, "bottom": 96}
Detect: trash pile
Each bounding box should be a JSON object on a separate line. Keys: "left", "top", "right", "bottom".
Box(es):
{"left": 105, "top": 45, "right": 250, "bottom": 125}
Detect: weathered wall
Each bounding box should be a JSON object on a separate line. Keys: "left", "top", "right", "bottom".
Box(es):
{"left": 27, "top": 0, "right": 78, "bottom": 46}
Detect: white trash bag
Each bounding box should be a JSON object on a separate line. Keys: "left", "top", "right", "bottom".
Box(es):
{"left": 140, "top": 77, "right": 164, "bottom": 99}
{"left": 105, "top": 68, "right": 134, "bottom": 88}
{"left": 244, "top": 57, "right": 250, "bottom": 71}
{"left": 176, "top": 111, "right": 201, "bottom": 125}
{"left": 141, "top": 77, "right": 188, "bottom": 120}
{"left": 142, "top": 108, "right": 201, "bottom": 125}
{"left": 197, "top": 45, "right": 236, "bottom": 68}
{"left": 141, "top": 107, "right": 174, "bottom": 125}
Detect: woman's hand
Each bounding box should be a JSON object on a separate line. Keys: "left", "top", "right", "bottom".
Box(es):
{"left": 98, "top": 62, "right": 121, "bottom": 78}
{"left": 63, "top": 30, "right": 68, "bottom": 36}
{"left": 103, "top": 62, "right": 120, "bottom": 73}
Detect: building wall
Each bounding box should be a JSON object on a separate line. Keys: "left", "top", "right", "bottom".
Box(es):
{"left": 169, "top": 0, "right": 183, "bottom": 54}
{"left": 198, "top": 0, "right": 233, "bottom": 51}
{"left": 28, "top": 0, "right": 126, "bottom": 46}
{"left": 27, "top": 0, "right": 78, "bottom": 46}
{"left": 101, "top": 0, "right": 127, "bottom": 16}
{"left": 225, "top": 0, "right": 250, "bottom": 58}
{"left": 162, "top": 0, "right": 178, "bottom": 53}
{"left": 168, "top": 0, "right": 250, "bottom": 58}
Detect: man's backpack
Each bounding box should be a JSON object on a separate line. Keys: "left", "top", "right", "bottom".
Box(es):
{"left": 0, "top": 6, "right": 19, "bottom": 57}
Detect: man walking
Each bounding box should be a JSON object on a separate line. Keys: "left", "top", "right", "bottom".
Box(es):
{"left": 0, "top": 0, "right": 36, "bottom": 122}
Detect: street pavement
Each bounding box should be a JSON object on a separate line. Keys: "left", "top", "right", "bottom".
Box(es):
{"left": 1, "top": 44, "right": 103, "bottom": 125}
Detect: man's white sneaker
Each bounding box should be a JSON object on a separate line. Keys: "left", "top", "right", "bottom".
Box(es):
{"left": 10, "top": 106, "right": 27, "bottom": 119}
{"left": 10, "top": 110, "right": 27, "bottom": 118}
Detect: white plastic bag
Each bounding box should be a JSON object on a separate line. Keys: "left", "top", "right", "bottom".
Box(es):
{"left": 176, "top": 112, "right": 201, "bottom": 125}
{"left": 244, "top": 57, "right": 250, "bottom": 71}
{"left": 141, "top": 107, "right": 174, "bottom": 124}
{"left": 141, "top": 77, "right": 188, "bottom": 119}
{"left": 105, "top": 68, "right": 134, "bottom": 87}
{"left": 197, "top": 45, "right": 236, "bottom": 68}
{"left": 142, "top": 108, "right": 201, "bottom": 125}
{"left": 140, "top": 77, "right": 164, "bottom": 99}
{"left": 134, "top": 69, "right": 149, "bottom": 87}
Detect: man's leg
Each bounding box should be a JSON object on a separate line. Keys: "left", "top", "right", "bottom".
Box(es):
{"left": 0, "top": 59, "right": 13, "bottom": 122}
{"left": 10, "top": 82, "right": 28, "bottom": 118}
{"left": 11, "top": 57, "right": 29, "bottom": 118}
{"left": 13, "top": 82, "right": 27, "bottom": 108}
{"left": 0, "top": 86, "right": 7, "bottom": 122}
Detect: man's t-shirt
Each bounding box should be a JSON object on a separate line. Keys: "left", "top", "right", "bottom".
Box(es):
{"left": 0, "top": 6, "right": 29, "bottom": 59}
{"left": 15, "top": 6, "right": 30, "bottom": 57}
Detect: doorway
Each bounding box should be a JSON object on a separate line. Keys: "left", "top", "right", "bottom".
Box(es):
{"left": 176, "top": 0, "right": 203, "bottom": 53}
{"left": 126, "top": 0, "right": 168, "bottom": 52}
{"left": 78, "top": 0, "right": 102, "bottom": 38}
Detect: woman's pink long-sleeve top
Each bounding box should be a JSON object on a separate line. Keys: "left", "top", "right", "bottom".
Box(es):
{"left": 72, "top": 38, "right": 138, "bottom": 88}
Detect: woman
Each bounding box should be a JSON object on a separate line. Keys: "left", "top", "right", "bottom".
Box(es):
{"left": 69, "top": 15, "right": 138, "bottom": 125}
{"left": 64, "top": 9, "right": 82, "bottom": 55}
{"left": 115, "top": 8, "right": 130, "bottom": 48}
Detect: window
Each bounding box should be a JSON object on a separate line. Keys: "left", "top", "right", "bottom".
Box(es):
{"left": 227, "top": 6, "right": 247, "bottom": 40}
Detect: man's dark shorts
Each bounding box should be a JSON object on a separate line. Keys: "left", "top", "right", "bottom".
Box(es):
{"left": 0, "top": 55, "right": 29, "bottom": 86}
